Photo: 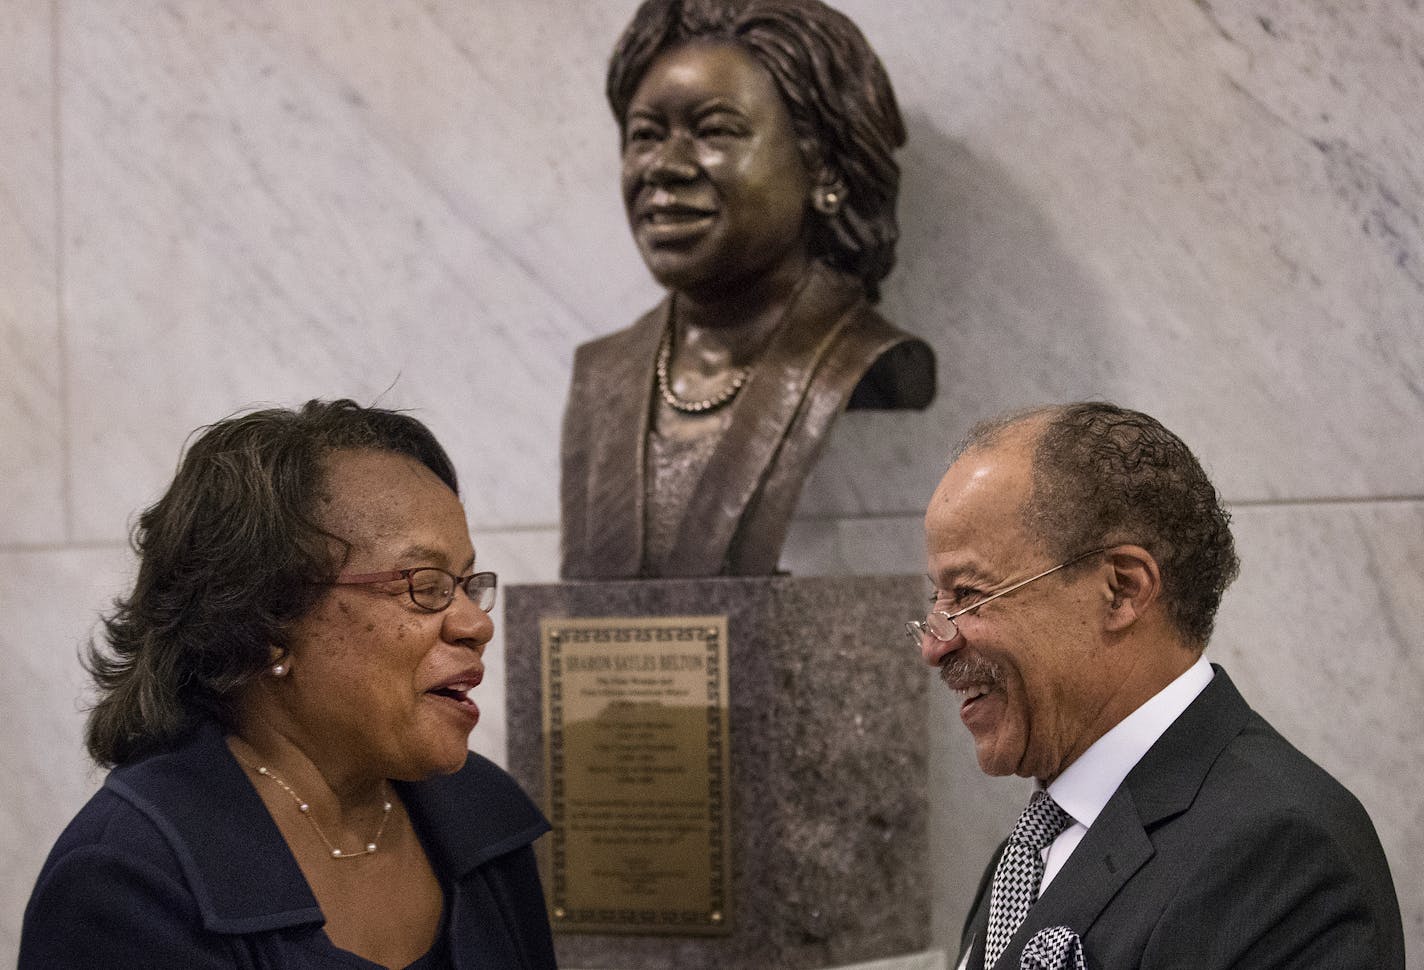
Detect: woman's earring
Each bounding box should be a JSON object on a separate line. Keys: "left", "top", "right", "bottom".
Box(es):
{"left": 271, "top": 663, "right": 288, "bottom": 677}
{"left": 813, "top": 186, "right": 843, "bottom": 215}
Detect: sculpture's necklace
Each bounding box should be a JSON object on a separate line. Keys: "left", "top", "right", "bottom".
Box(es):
{"left": 656, "top": 326, "right": 752, "bottom": 414}
{"left": 236, "top": 755, "right": 393, "bottom": 860}
{"left": 657, "top": 267, "right": 818, "bottom": 415}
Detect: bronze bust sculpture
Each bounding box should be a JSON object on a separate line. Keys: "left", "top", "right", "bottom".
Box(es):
{"left": 561, "top": 0, "right": 935, "bottom": 580}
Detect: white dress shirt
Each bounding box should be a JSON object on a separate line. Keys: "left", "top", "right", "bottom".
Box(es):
{"left": 1038, "top": 655, "right": 1214, "bottom": 894}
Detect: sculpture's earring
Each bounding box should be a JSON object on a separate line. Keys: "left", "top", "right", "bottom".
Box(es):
{"left": 812, "top": 185, "right": 843, "bottom": 215}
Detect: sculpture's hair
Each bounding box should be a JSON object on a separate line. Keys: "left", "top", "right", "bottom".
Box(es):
{"left": 608, "top": 0, "right": 906, "bottom": 300}
{"left": 84, "top": 399, "right": 459, "bottom": 767}
{"left": 958, "top": 402, "right": 1239, "bottom": 646}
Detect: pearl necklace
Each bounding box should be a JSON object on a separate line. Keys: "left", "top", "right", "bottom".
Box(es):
{"left": 656, "top": 326, "right": 751, "bottom": 415}
{"left": 238, "top": 756, "right": 393, "bottom": 860}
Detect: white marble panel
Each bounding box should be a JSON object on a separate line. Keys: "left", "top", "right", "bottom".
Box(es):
{"left": 56, "top": 0, "right": 1424, "bottom": 549}
{"left": 1210, "top": 500, "right": 1423, "bottom": 942}
{"left": 61, "top": 1, "right": 633, "bottom": 543}
{"left": 243, "top": 2, "right": 659, "bottom": 329}
{"left": 0, "top": 3, "right": 64, "bottom": 545}
{"left": 0, "top": 546, "right": 135, "bottom": 965}
{"left": 807, "top": 0, "right": 1424, "bottom": 512}
{"left": 782, "top": 512, "right": 926, "bottom": 578}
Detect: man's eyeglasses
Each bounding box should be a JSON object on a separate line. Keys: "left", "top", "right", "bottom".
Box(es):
{"left": 326, "top": 568, "right": 497, "bottom": 613}
{"left": 905, "top": 548, "right": 1107, "bottom": 647}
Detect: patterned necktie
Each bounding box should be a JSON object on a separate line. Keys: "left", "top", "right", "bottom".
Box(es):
{"left": 984, "top": 790, "right": 1073, "bottom": 969}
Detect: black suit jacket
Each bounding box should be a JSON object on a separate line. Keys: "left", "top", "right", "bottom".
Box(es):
{"left": 957, "top": 666, "right": 1404, "bottom": 969}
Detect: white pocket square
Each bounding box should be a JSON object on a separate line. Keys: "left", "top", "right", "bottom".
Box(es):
{"left": 1019, "top": 925, "right": 1086, "bottom": 970}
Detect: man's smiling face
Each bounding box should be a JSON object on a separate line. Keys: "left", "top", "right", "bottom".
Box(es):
{"left": 921, "top": 428, "right": 1119, "bottom": 783}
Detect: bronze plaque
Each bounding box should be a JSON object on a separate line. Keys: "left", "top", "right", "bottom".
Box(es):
{"left": 541, "top": 615, "right": 732, "bottom": 936}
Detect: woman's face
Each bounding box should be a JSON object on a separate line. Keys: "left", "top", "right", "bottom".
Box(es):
{"left": 275, "top": 449, "right": 492, "bottom": 783}
{"left": 621, "top": 40, "right": 813, "bottom": 300}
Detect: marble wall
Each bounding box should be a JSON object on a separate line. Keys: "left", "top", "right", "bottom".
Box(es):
{"left": 2, "top": 0, "right": 1420, "bottom": 964}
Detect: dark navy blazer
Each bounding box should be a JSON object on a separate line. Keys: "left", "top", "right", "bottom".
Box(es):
{"left": 20, "top": 720, "right": 557, "bottom": 969}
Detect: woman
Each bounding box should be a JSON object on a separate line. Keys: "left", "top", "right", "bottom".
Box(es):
{"left": 20, "top": 401, "right": 557, "bottom": 970}
{"left": 560, "top": 0, "right": 935, "bottom": 580}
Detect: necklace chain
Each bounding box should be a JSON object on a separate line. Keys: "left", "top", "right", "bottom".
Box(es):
{"left": 656, "top": 327, "right": 751, "bottom": 414}
{"left": 236, "top": 755, "right": 392, "bottom": 860}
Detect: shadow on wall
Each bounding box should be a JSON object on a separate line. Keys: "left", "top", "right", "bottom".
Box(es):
{"left": 896, "top": 115, "right": 1125, "bottom": 953}
{"left": 895, "top": 114, "right": 1124, "bottom": 416}
{"left": 801, "top": 115, "right": 1123, "bottom": 523}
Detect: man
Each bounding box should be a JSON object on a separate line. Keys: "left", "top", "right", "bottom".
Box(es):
{"left": 913, "top": 402, "right": 1403, "bottom": 969}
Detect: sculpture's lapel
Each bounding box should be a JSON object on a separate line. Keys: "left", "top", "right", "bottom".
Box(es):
{"left": 563, "top": 264, "right": 927, "bottom": 578}
{"left": 560, "top": 302, "right": 665, "bottom": 579}
{"left": 664, "top": 264, "right": 861, "bottom": 575}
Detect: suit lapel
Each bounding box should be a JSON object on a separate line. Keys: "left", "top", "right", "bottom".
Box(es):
{"left": 983, "top": 666, "right": 1254, "bottom": 969}
{"left": 994, "top": 790, "right": 1155, "bottom": 968}
{"left": 1121, "top": 666, "right": 1251, "bottom": 823}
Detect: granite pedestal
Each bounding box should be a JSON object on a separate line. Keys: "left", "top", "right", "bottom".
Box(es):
{"left": 505, "top": 575, "right": 932, "bottom": 970}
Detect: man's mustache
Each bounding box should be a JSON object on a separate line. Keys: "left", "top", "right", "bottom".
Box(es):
{"left": 940, "top": 653, "right": 1003, "bottom": 691}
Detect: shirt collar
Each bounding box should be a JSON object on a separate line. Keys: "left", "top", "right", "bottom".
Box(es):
{"left": 1048, "top": 655, "right": 1213, "bottom": 828}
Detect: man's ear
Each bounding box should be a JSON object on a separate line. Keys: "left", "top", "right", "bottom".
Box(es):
{"left": 1103, "top": 545, "right": 1162, "bottom": 632}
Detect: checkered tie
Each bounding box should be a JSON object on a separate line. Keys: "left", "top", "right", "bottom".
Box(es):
{"left": 984, "top": 791, "right": 1073, "bottom": 969}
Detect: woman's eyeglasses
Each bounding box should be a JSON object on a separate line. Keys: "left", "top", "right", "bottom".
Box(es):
{"left": 324, "top": 568, "right": 497, "bottom": 613}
